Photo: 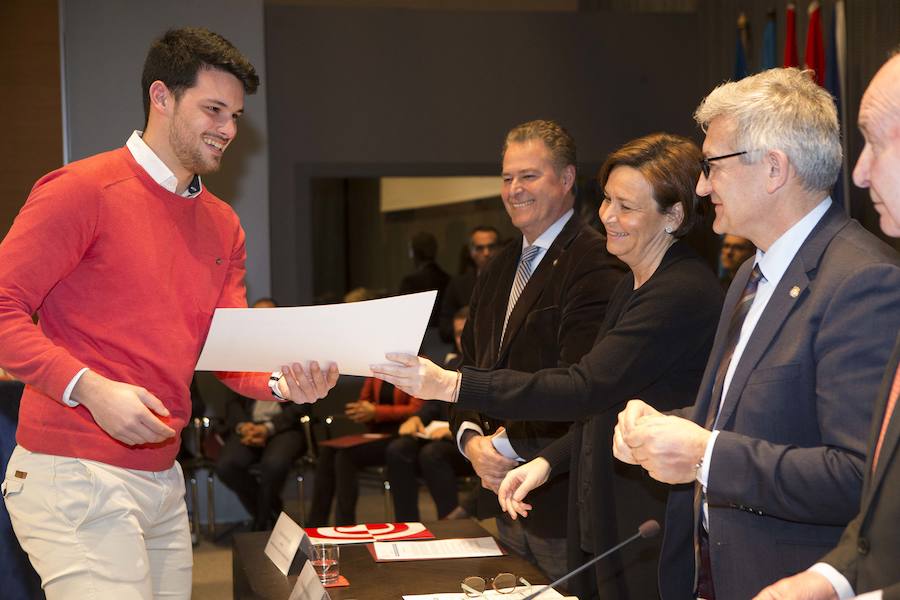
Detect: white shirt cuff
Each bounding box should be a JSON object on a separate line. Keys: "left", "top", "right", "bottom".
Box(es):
{"left": 698, "top": 429, "right": 719, "bottom": 532}
{"left": 697, "top": 429, "right": 720, "bottom": 488}
{"left": 457, "top": 421, "right": 484, "bottom": 457}
{"left": 808, "top": 563, "right": 856, "bottom": 600}
{"left": 491, "top": 428, "right": 525, "bottom": 462}
{"left": 62, "top": 368, "right": 89, "bottom": 407}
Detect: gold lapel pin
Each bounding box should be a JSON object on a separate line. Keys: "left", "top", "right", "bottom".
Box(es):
{"left": 789, "top": 286, "right": 800, "bottom": 298}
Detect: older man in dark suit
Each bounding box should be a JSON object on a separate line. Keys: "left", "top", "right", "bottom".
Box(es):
{"left": 614, "top": 67, "right": 900, "bottom": 600}
{"left": 752, "top": 49, "right": 900, "bottom": 600}
{"left": 445, "top": 119, "right": 625, "bottom": 580}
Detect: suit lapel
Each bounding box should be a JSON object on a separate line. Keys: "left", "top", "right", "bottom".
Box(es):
{"left": 488, "top": 245, "right": 520, "bottom": 366}
{"left": 716, "top": 203, "right": 848, "bottom": 429}
{"left": 496, "top": 215, "right": 580, "bottom": 362}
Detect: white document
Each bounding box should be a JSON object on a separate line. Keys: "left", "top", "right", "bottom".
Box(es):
{"left": 195, "top": 291, "right": 436, "bottom": 376}
{"left": 415, "top": 420, "right": 450, "bottom": 439}
{"left": 373, "top": 536, "right": 503, "bottom": 561}
{"left": 289, "top": 561, "right": 330, "bottom": 600}
{"left": 264, "top": 512, "right": 307, "bottom": 576}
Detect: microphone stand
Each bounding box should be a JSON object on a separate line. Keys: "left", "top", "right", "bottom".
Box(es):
{"left": 519, "top": 519, "right": 661, "bottom": 600}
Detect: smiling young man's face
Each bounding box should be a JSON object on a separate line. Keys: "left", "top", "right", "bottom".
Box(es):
{"left": 501, "top": 139, "right": 574, "bottom": 243}
{"left": 168, "top": 67, "right": 245, "bottom": 177}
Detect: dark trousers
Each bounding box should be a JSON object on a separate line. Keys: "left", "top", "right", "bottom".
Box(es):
{"left": 308, "top": 437, "right": 392, "bottom": 526}
{"left": 385, "top": 436, "right": 473, "bottom": 522}
{"left": 215, "top": 429, "right": 305, "bottom": 531}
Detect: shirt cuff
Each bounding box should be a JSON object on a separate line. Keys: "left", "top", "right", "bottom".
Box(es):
{"left": 457, "top": 421, "right": 484, "bottom": 457}
{"left": 62, "top": 368, "right": 89, "bottom": 407}
{"left": 491, "top": 428, "right": 524, "bottom": 462}
{"left": 697, "top": 429, "right": 720, "bottom": 488}
{"left": 263, "top": 421, "right": 276, "bottom": 435}
{"left": 808, "top": 563, "right": 856, "bottom": 600}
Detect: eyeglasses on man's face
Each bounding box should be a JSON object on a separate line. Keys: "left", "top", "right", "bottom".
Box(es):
{"left": 461, "top": 573, "right": 532, "bottom": 597}
{"left": 699, "top": 150, "right": 749, "bottom": 178}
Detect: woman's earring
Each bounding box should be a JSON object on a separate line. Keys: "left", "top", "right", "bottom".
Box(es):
{"left": 664, "top": 226, "right": 673, "bottom": 234}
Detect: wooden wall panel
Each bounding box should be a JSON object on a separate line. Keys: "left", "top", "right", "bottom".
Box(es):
{"left": 0, "top": 0, "right": 62, "bottom": 239}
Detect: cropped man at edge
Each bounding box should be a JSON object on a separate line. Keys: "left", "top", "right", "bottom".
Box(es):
{"left": 753, "top": 48, "right": 900, "bottom": 600}
{"left": 0, "top": 28, "right": 337, "bottom": 600}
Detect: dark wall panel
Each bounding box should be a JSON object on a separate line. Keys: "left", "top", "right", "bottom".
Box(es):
{"left": 266, "top": 6, "right": 707, "bottom": 303}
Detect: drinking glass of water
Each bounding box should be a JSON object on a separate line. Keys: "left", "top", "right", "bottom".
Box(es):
{"left": 311, "top": 542, "right": 339, "bottom": 584}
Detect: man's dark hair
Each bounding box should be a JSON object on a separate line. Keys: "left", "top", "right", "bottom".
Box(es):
{"left": 471, "top": 225, "right": 499, "bottom": 237}
{"left": 410, "top": 232, "right": 438, "bottom": 262}
{"left": 141, "top": 27, "right": 259, "bottom": 122}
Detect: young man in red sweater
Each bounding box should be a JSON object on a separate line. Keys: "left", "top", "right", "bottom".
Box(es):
{"left": 0, "top": 28, "right": 337, "bottom": 599}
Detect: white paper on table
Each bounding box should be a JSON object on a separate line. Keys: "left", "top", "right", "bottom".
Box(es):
{"left": 195, "top": 291, "right": 436, "bottom": 376}
{"left": 288, "top": 561, "right": 330, "bottom": 600}
{"left": 373, "top": 537, "right": 503, "bottom": 561}
{"left": 415, "top": 420, "right": 450, "bottom": 439}
{"left": 402, "top": 588, "right": 567, "bottom": 599}
{"left": 264, "top": 512, "right": 305, "bottom": 576}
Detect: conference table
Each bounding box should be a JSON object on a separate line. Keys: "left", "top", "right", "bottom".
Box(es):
{"left": 232, "top": 519, "right": 556, "bottom": 599}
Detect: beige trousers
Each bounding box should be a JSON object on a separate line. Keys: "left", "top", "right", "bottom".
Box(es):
{"left": 2, "top": 445, "right": 192, "bottom": 599}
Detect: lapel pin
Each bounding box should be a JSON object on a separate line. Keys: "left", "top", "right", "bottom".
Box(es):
{"left": 789, "top": 286, "right": 800, "bottom": 298}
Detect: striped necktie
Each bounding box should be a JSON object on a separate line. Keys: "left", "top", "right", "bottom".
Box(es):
{"left": 693, "top": 262, "right": 763, "bottom": 594}
{"left": 500, "top": 244, "right": 541, "bottom": 349}
{"left": 705, "top": 263, "right": 764, "bottom": 429}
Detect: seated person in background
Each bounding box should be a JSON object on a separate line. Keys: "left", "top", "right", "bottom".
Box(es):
{"left": 387, "top": 307, "right": 475, "bottom": 521}
{"left": 215, "top": 298, "right": 309, "bottom": 531}
{"left": 308, "top": 377, "right": 422, "bottom": 526}
{"left": 718, "top": 233, "right": 755, "bottom": 288}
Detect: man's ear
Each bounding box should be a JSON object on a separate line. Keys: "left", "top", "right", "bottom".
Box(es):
{"left": 562, "top": 164, "right": 576, "bottom": 193}
{"left": 148, "top": 80, "right": 172, "bottom": 116}
{"left": 765, "top": 149, "right": 791, "bottom": 194}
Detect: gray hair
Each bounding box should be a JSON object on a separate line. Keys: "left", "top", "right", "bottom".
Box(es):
{"left": 694, "top": 68, "right": 841, "bottom": 192}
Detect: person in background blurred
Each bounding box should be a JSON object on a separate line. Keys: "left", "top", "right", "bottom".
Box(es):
{"left": 718, "top": 233, "right": 755, "bottom": 289}
{"left": 399, "top": 231, "right": 450, "bottom": 327}
{"left": 438, "top": 226, "right": 499, "bottom": 342}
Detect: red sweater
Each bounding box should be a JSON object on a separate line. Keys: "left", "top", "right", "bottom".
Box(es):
{"left": 0, "top": 147, "right": 269, "bottom": 470}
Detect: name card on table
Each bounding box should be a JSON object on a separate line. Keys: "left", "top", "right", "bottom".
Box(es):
{"left": 289, "top": 561, "right": 331, "bottom": 600}
{"left": 265, "top": 512, "right": 310, "bottom": 576}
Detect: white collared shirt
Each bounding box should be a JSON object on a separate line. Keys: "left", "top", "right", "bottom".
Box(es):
{"left": 61, "top": 132, "right": 204, "bottom": 406}
{"left": 125, "top": 130, "right": 203, "bottom": 197}
{"left": 699, "top": 196, "right": 833, "bottom": 523}
{"left": 458, "top": 209, "right": 575, "bottom": 461}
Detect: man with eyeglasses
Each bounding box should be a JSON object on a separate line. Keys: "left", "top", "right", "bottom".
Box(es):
{"left": 438, "top": 225, "right": 501, "bottom": 342}
{"left": 614, "top": 68, "right": 900, "bottom": 599}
